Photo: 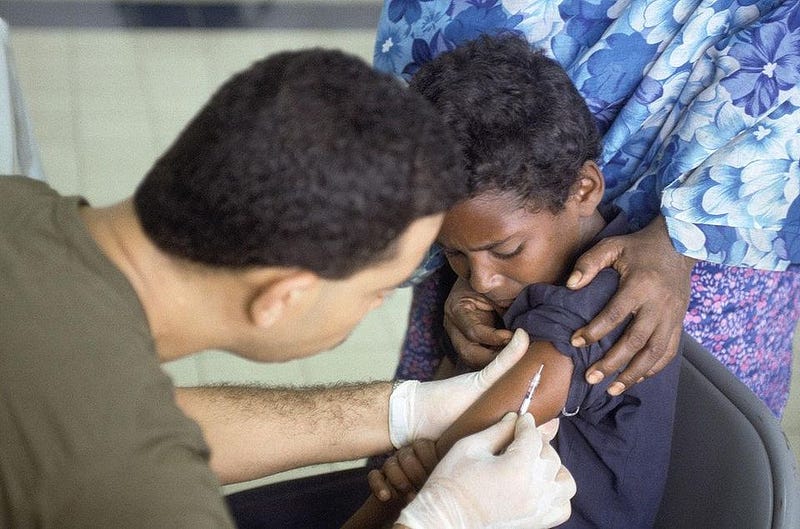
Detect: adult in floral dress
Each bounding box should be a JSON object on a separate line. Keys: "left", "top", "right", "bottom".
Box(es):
{"left": 375, "top": 0, "right": 800, "bottom": 416}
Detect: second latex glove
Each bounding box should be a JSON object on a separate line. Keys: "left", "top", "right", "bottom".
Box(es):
{"left": 396, "top": 413, "right": 575, "bottom": 529}
{"left": 389, "top": 328, "right": 529, "bottom": 448}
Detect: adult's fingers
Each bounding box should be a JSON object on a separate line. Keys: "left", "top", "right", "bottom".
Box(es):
{"left": 454, "top": 412, "right": 519, "bottom": 456}
{"left": 566, "top": 237, "right": 624, "bottom": 290}
{"left": 603, "top": 323, "right": 682, "bottom": 392}
{"left": 580, "top": 304, "right": 657, "bottom": 383}
{"left": 554, "top": 466, "right": 578, "bottom": 501}
{"left": 581, "top": 294, "right": 683, "bottom": 394}
{"left": 647, "top": 327, "right": 682, "bottom": 377}
{"left": 502, "top": 413, "right": 544, "bottom": 459}
{"left": 537, "top": 418, "right": 560, "bottom": 443}
{"left": 570, "top": 277, "right": 645, "bottom": 350}
{"left": 538, "top": 467, "right": 577, "bottom": 527}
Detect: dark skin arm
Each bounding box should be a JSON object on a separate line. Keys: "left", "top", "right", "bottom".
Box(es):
{"left": 435, "top": 340, "right": 571, "bottom": 456}
{"left": 342, "top": 341, "right": 572, "bottom": 529}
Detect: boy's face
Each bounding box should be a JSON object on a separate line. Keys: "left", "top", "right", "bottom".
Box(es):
{"left": 438, "top": 192, "right": 583, "bottom": 314}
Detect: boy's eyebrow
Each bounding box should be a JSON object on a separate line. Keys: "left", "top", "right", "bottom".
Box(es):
{"left": 466, "top": 235, "right": 515, "bottom": 252}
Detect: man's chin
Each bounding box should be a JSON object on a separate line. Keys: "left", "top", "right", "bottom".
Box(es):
{"left": 322, "top": 333, "right": 352, "bottom": 353}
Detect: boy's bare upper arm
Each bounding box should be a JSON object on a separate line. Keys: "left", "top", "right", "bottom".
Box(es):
{"left": 435, "top": 341, "right": 574, "bottom": 457}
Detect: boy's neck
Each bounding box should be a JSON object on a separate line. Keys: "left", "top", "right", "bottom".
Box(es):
{"left": 558, "top": 208, "right": 609, "bottom": 284}
{"left": 578, "top": 209, "right": 609, "bottom": 251}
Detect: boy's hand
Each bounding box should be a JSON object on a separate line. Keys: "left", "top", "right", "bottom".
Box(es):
{"left": 444, "top": 276, "right": 513, "bottom": 368}
{"left": 370, "top": 440, "right": 439, "bottom": 504}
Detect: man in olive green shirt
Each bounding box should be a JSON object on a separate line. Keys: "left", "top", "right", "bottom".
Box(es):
{"left": 0, "top": 48, "right": 575, "bottom": 528}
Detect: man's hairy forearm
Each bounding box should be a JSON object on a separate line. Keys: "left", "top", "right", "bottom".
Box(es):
{"left": 175, "top": 382, "right": 393, "bottom": 484}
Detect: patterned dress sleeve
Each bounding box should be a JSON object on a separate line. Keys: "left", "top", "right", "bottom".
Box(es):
{"left": 374, "top": 0, "right": 800, "bottom": 269}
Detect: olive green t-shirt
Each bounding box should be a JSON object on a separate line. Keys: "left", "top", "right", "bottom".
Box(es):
{"left": 0, "top": 177, "right": 235, "bottom": 528}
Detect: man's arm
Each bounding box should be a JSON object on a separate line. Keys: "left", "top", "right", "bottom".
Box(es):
{"left": 176, "top": 330, "right": 528, "bottom": 483}
{"left": 175, "top": 382, "right": 393, "bottom": 485}
{"left": 176, "top": 332, "right": 529, "bottom": 486}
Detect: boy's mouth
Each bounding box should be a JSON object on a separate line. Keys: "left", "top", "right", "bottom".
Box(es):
{"left": 489, "top": 298, "right": 515, "bottom": 311}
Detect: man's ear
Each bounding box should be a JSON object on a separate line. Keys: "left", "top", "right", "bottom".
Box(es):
{"left": 571, "top": 160, "right": 606, "bottom": 215}
{"left": 249, "top": 271, "right": 319, "bottom": 329}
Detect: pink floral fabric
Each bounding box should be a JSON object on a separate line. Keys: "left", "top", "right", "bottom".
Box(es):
{"left": 683, "top": 261, "right": 800, "bottom": 417}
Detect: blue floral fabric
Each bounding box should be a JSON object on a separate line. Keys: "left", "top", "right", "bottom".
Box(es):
{"left": 376, "top": 0, "right": 800, "bottom": 416}
{"left": 375, "top": 0, "right": 800, "bottom": 270}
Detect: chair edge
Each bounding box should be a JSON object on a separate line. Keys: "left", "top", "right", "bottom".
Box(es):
{"left": 679, "top": 333, "right": 800, "bottom": 529}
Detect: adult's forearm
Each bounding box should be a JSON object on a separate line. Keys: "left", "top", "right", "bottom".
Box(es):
{"left": 174, "top": 382, "right": 393, "bottom": 484}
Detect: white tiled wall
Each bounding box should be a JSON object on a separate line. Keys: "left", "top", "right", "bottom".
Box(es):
{"left": 11, "top": 28, "right": 379, "bottom": 205}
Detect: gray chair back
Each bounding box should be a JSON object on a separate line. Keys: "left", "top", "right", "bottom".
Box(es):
{"left": 654, "top": 334, "right": 800, "bottom": 528}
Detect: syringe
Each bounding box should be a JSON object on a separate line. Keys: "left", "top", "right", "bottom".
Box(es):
{"left": 518, "top": 364, "right": 544, "bottom": 415}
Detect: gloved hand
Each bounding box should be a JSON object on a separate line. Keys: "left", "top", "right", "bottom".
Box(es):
{"left": 389, "top": 328, "right": 529, "bottom": 448}
{"left": 396, "top": 413, "right": 575, "bottom": 529}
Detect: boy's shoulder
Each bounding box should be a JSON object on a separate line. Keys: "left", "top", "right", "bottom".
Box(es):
{"left": 504, "top": 268, "right": 619, "bottom": 329}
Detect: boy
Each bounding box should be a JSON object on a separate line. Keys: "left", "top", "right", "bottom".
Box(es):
{"left": 352, "top": 35, "right": 680, "bottom": 529}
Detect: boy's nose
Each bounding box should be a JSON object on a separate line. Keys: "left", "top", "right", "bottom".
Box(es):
{"left": 469, "top": 268, "right": 501, "bottom": 294}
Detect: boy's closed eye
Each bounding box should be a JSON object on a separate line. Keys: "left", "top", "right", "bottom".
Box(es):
{"left": 491, "top": 243, "right": 524, "bottom": 260}
{"left": 441, "top": 243, "right": 524, "bottom": 261}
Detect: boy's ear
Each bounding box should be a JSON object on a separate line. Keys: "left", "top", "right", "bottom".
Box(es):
{"left": 249, "top": 271, "right": 319, "bottom": 329}
{"left": 571, "top": 161, "right": 605, "bottom": 215}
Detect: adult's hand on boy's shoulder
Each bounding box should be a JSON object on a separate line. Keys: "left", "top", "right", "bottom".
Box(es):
{"left": 444, "top": 276, "right": 514, "bottom": 368}
{"left": 566, "top": 215, "right": 696, "bottom": 396}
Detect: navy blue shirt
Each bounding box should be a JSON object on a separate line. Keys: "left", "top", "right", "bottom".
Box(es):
{"left": 503, "top": 209, "right": 679, "bottom": 529}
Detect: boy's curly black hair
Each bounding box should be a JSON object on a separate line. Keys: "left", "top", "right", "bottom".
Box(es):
{"left": 410, "top": 34, "right": 601, "bottom": 212}
{"left": 134, "top": 48, "right": 464, "bottom": 279}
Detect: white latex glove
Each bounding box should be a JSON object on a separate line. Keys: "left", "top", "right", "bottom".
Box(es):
{"left": 396, "top": 413, "right": 575, "bottom": 529}
{"left": 389, "top": 328, "right": 529, "bottom": 448}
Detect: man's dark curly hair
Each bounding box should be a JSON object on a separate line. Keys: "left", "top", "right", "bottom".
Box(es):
{"left": 134, "top": 48, "right": 464, "bottom": 279}
{"left": 409, "top": 35, "right": 601, "bottom": 212}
